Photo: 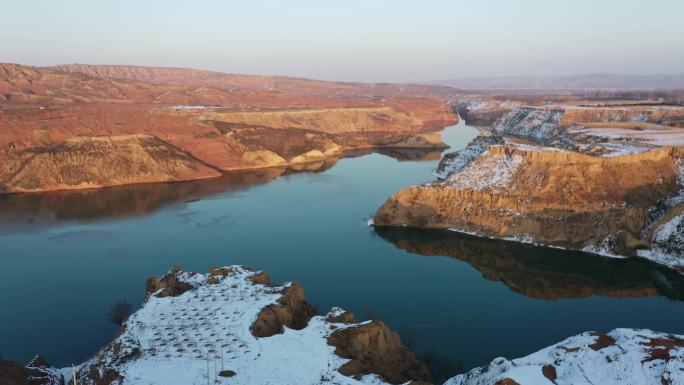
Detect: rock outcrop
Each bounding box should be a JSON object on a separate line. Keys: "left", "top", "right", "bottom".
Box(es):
{"left": 445, "top": 328, "right": 684, "bottom": 385}
{"left": 328, "top": 320, "right": 433, "bottom": 384}
{"left": 250, "top": 282, "right": 318, "bottom": 337}
{"left": 0, "top": 356, "right": 65, "bottom": 385}
{"left": 72, "top": 265, "right": 430, "bottom": 385}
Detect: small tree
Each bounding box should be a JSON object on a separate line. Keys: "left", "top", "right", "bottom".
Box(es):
{"left": 106, "top": 300, "right": 133, "bottom": 326}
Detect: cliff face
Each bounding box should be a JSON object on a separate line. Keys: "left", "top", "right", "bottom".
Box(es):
{"left": 0, "top": 63, "right": 458, "bottom": 193}
{"left": 375, "top": 145, "right": 684, "bottom": 271}
{"left": 0, "top": 135, "right": 221, "bottom": 193}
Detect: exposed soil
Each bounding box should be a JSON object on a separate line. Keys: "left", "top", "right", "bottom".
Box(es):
{"left": 0, "top": 63, "right": 458, "bottom": 193}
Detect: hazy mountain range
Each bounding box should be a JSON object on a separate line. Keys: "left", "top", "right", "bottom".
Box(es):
{"left": 428, "top": 73, "right": 684, "bottom": 90}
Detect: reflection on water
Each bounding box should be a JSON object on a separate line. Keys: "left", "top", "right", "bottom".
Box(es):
{"left": 375, "top": 227, "right": 684, "bottom": 301}
{"left": 0, "top": 159, "right": 338, "bottom": 231}
{"left": 0, "top": 148, "right": 445, "bottom": 232}
{"left": 375, "top": 148, "right": 444, "bottom": 162}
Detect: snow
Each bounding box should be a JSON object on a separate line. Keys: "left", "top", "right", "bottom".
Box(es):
{"left": 506, "top": 142, "right": 566, "bottom": 153}
{"left": 653, "top": 213, "right": 684, "bottom": 244}
{"left": 494, "top": 108, "right": 564, "bottom": 143}
{"left": 638, "top": 213, "right": 684, "bottom": 272}
{"left": 74, "top": 266, "right": 394, "bottom": 385}
{"left": 440, "top": 148, "right": 524, "bottom": 193}
{"left": 455, "top": 100, "right": 522, "bottom": 112}
{"left": 569, "top": 126, "right": 684, "bottom": 150}
{"left": 445, "top": 328, "right": 684, "bottom": 385}
{"left": 637, "top": 159, "right": 684, "bottom": 273}
{"left": 167, "top": 105, "right": 212, "bottom": 110}
{"left": 581, "top": 234, "right": 625, "bottom": 259}
{"left": 434, "top": 135, "right": 504, "bottom": 179}
{"left": 597, "top": 142, "right": 651, "bottom": 157}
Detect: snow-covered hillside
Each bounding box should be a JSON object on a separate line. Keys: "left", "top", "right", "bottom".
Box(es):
{"left": 445, "top": 328, "right": 684, "bottom": 385}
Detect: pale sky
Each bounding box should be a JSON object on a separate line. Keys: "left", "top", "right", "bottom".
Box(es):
{"left": 2, "top": 0, "right": 683, "bottom": 82}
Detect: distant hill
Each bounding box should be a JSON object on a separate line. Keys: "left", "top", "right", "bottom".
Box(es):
{"left": 428, "top": 73, "right": 684, "bottom": 90}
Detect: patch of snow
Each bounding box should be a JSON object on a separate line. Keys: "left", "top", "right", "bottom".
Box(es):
{"left": 581, "top": 234, "right": 625, "bottom": 259}
{"left": 506, "top": 142, "right": 566, "bottom": 153}
{"left": 638, "top": 213, "right": 684, "bottom": 273}
{"left": 445, "top": 328, "right": 684, "bottom": 385}
{"left": 441, "top": 149, "right": 524, "bottom": 193}
{"left": 502, "top": 234, "right": 535, "bottom": 244}
{"left": 599, "top": 142, "right": 652, "bottom": 157}
{"left": 494, "top": 108, "right": 564, "bottom": 143}
{"left": 434, "top": 135, "right": 504, "bottom": 179}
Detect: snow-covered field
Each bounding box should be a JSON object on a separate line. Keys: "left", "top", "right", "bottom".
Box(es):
{"left": 445, "top": 328, "right": 684, "bottom": 385}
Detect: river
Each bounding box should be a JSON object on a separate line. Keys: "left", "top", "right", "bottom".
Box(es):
{"left": 1, "top": 119, "right": 683, "bottom": 379}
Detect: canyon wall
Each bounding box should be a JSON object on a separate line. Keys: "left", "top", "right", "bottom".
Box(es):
{"left": 0, "top": 63, "right": 458, "bottom": 193}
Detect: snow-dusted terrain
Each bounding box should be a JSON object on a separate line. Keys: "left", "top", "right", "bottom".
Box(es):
{"left": 637, "top": 159, "right": 684, "bottom": 271}
{"left": 434, "top": 135, "right": 504, "bottom": 179}
{"left": 70, "top": 266, "right": 405, "bottom": 385}
{"left": 437, "top": 147, "right": 524, "bottom": 193}
{"left": 427, "top": 103, "right": 684, "bottom": 273}
{"left": 445, "top": 328, "right": 684, "bottom": 385}
{"left": 494, "top": 108, "right": 565, "bottom": 145}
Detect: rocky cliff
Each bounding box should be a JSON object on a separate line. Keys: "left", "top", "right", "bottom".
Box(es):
{"left": 0, "top": 135, "right": 221, "bottom": 193}
{"left": 375, "top": 144, "right": 684, "bottom": 272}
{"left": 378, "top": 99, "right": 684, "bottom": 272}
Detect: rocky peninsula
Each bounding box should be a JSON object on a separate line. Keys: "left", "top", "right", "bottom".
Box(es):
{"left": 375, "top": 102, "right": 684, "bottom": 273}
